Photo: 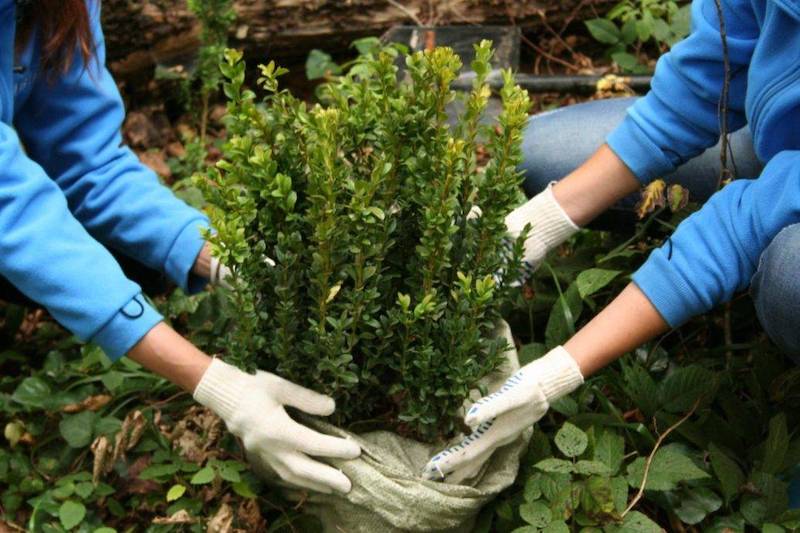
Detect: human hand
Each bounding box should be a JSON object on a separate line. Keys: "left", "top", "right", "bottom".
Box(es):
{"left": 193, "top": 359, "right": 361, "bottom": 494}
{"left": 423, "top": 346, "right": 582, "bottom": 482}
{"left": 505, "top": 184, "right": 578, "bottom": 281}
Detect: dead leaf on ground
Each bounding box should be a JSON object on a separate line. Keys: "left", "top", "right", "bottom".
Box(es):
{"left": 636, "top": 179, "right": 667, "bottom": 219}
{"left": 139, "top": 150, "right": 172, "bottom": 179}
{"left": 91, "top": 435, "right": 113, "bottom": 484}
{"left": 237, "top": 498, "right": 265, "bottom": 532}
{"left": 153, "top": 510, "right": 197, "bottom": 525}
{"left": 125, "top": 111, "right": 163, "bottom": 148}
{"left": 63, "top": 394, "right": 112, "bottom": 413}
{"left": 207, "top": 503, "right": 234, "bottom": 533}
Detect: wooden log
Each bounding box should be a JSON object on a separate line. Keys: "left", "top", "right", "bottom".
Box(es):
{"left": 101, "top": 0, "right": 602, "bottom": 82}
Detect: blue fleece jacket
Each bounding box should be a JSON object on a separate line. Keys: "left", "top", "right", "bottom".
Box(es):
{"left": 0, "top": 1, "right": 210, "bottom": 359}
{"left": 606, "top": 0, "right": 800, "bottom": 328}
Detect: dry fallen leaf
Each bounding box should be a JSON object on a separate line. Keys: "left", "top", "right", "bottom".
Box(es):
{"left": 91, "top": 435, "right": 112, "bottom": 484}
{"left": 206, "top": 503, "right": 234, "bottom": 533}
{"left": 152, "top": 510, "right": 197, "bottom": 525}
{"left": 636, "top": 179, "right": 667, "bottom": 219}
{"left": 63, "top": 394, "right": 113, "bottom": 414}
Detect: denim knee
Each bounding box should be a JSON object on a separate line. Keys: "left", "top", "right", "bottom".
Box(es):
{"left": 519, "top": 98, "right": 637, "bottom": 198}
{"left": 751, "top": 223, "right": 800, "bottom": 360}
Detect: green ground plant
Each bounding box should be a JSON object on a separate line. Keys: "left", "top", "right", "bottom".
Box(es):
{"left": 197, "top": 41, "right": 531, "bottom": 442}
{"left": 585, "top": 0, "right": 691, "bottom": 72}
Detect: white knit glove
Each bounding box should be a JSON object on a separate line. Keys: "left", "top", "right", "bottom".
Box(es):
{"left": 193, "top": 359, "right": 361, "bottom": 494}
{"left": 506, "top": 183, "right": 579, "bottom": 280}
{"left": 209, "top": 255, "right": 275, "bottom": 289}
{"left": 423, "top": 346, "right": 583, "bottom": 482}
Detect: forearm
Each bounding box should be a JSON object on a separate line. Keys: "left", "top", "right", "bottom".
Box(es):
{"left": 565, "top": 283, "right": 669, "bottom": 376}
{"left": 128, "top": 322, "right": 212, "bottom": 392}
{"left": 193, "top": 242, "right": 213, "bottom": 280}
{"left": 552, "top": 144, "right": 640, "bottom": 227}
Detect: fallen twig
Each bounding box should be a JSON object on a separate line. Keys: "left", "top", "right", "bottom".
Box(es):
{"left": 622, "top": 399, "right": 701, "bottom": 518}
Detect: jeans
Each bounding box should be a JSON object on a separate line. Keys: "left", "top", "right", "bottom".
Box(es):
{"left": 520, "top": 97, "right": 800, "bottom": 359}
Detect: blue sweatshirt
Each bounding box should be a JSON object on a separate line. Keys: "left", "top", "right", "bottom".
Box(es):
{"left": 0, "top": 1, "right": 210, "bottom": 359}
{"left": 606, "top": 0, "right": 800, "bottom": 328}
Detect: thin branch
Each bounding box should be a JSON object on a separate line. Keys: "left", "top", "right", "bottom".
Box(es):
{"left": 622, "top": 399, "right": 700, "bottom": 518}
{"left": 713, "top": 0, "right": 733, "bottom": 189}
{"left": 386, "top": 0, "right": 424, "bottom": 26}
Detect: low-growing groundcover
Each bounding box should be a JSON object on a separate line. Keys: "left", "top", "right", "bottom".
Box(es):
{"left": 197, "top": 41, "right": 532, "bottom": 442}
{"left": 3, "top": 45, "right": 800, "bottom": 533}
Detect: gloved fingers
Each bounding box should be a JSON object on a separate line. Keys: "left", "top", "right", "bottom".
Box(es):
{"left": 423, "top": 407, "right": 531, "bottom": 481}
{"left": 445, "top": 447, "right": 494, "bottom": 485}
{"left": 284, "top": 454, "right": 353, "bottom": 494}
{"left": 464, "top": 371, "right": 536, "bottom": 427}
{"left": 282, "top": 420, "right": 361, "bottom": 459}
{"left": 275, "top": 378, "right": 336, "bottom": 416}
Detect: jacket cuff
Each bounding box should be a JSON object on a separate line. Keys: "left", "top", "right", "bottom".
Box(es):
{"left": 164, "top": 218, "right": 210, "bottom": 295}
{"left": 606, "top": 115, "right": 677, "bottom": 185}
{"left": 632, "top": 251, "right": 700, "bottom": 329}
{"left": 91, "top": 294, "right": 163, "bottom": 361}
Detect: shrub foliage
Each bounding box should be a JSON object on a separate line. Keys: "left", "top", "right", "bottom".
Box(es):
{"left": 197, "top": 42, "right": 532, "bottom": 441}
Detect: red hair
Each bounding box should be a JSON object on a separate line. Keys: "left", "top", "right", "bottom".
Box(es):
{"left": 16, "top": 0, "right": 94, "bottom": 74}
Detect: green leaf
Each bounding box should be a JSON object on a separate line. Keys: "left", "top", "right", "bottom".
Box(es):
{"left": 573, "top": 460, "right": 612, "bottom": 476}
{"left": 11, "top": 377, "right": 52, "bottom": 409}
{"left": 93, "top": 528, "right": 117, "bottom": 533}
{"left": 658, "top": 365, "right": 717, "bottom": 413}
{"left": 190, "top": 465, "right": 215, "bottom": 485}
{"left": 621, "top": 361, "right": 660, "bottom": 418}
{"left": 305, "top": 49, "right": 341, "bottom": 80}
{"left": 610, "top": 476, "right": 629, "bottom": 513}
{"left": 545, "top": 283, "right": 582, "bottom": 348}
{"left": 59, "top": 500, "right": 86, "bottom": 530}
{"left": 518, "top": 343, "right": 547, "bottom": 366}
{"left": 166, "top": 484, "right": 186, "bottom": 502}
{"left": 59, "top": 411, "right": 98, "bottom": 448}
{"left": 218, "top": 462, "right": 242, "bottom": 483}
{"left": 519, "top": 501, "right": 552, "bottom": 527}
{"left": 232, "top": 480, "right": 257, "bottom": 499}
{"left": 523, "top": 475, "right": 542, "bottom": 502}
{"left": 606, "top": 510, "right": 662, "bottom": 532}
{"left": 138, "top": 463, "right": 180, "bottom": 480}
{"left": 100, "top": 372, "right": 124, "bottom": 392}
{"left": 673, "top": 487, "right": 723, "bottom": 525}
{"left": 542, "top": 521, "right": 569, "bottom": 533}
{"left": 554, "top": 422, "right": 588, "bottom": 458}
{"left": 709, "top": 442, "right": 744, "bottom": 503}
{"left": 576, "top": 269, "right": 620, "bottom": 299}
{"left": 611, "top": 52, "right": 640, "bottom": 71}
{"left": 535, "top": 458, "right": 574, "bottom": 474}
{"left": 626, "top": 444, "right": 709, "bottom": 491}
{"left": 585, "top": 18, "right": 622, "bottom": 44}
{"left": 761, "top": 413, "right": 789, "bottom": 474}
{"left": 594, "top": 429, "right": 625, "bottom": 475}
{"left": 74, "top": 482, "right": 94, "bottom": 500}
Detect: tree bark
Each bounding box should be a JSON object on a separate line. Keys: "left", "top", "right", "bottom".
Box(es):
{"left": 102, "top": 0, "right": 602, "bottom": 83}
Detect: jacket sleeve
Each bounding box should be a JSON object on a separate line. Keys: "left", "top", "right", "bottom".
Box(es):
{"left": 14, "top": 1, "right": 210, "bottom": 294}
{"left": 633, "top": 151, "right": 800, "bottom": 327}
{"left": 606, "top": 0, "right": 759, "bottom": 183}
{"left": 0, "top": 121, "right": 162, "bottom": 360}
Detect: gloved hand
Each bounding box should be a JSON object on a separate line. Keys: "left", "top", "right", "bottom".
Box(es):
{"left": 208, "top": 255, "right": 233, "bottom": 288}
{"left": 423, "top": 346, "right": 583, "bottom": 482}
{"left": 505, "top": 183, "right": 578, "bottom": 280}
{"left": 208, "top": 255, "right": 275, "bottom": 289}
{"left": 193, "top": 358, "right": 361, "bottom": 494}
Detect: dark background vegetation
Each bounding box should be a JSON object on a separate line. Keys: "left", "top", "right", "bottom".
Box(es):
{"left": 4, "top": 1, "right": 800, "bottom": 532}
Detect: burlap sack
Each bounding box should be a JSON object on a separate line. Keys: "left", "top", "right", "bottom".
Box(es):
{"left": 294, "top": 321, "right": 532, "bottom": 532}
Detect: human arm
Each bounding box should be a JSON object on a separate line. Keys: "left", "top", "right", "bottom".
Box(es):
{"left": 423, "top": 284, "right": 666, "bottom": 481}
{"left": 129, "top": 322, "right": 361, "bottom": 494}
{"left": 512, "top": 0, "right": 759, "bottom": 267}
{"left": 14, "top": 1, "right": 210, "bottom": 294}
